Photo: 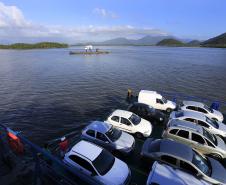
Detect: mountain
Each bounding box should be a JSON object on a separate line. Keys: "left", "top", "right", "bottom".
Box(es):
{"left": 131, "top": 35, "right": 173, "bottom": 45}
{"left": 98, "top": 37, "right": 132, "bottom": 45}
{"left": 156, "top": 39, "right": 185, "bottom": 46}
{"left": 201, "top": 32, "right": 226, "bottom": 48}
{"left": 186, "top": 40, "right": 201, "bottom": 47}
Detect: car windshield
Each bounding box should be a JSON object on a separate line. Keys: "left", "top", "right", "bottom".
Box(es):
{"left": 202, "top": 128, "right": 217, "bottom": 146}
{"left": 175, "top": 111, "right": 184, "bottom": 118}
{"left": 129, "top": 114, "right": 141, "bottom": 125}
{"left": 92, "top": 150, "right": 115, "bottom": 176}
{"left": 106, "top": 127, "right": 122, "bottom": 142}
{"left": 162, "top": 97, "right": 168, "bottom": 104}
{"left": 206, "top": 117, "right": 219, "bottom": 129}
{"left": 204, "top": 105, "right": 213, "bottom": 113}
{"left": 192, "top": 151, "right": 211, "bottom": 176}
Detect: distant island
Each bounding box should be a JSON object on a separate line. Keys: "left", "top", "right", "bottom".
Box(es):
{"left": 0, "top": 42, "right": 68, "bottom": 49}
{"left": 156, "top": 39, "right": 185, "bottom": 47}
{"left": 201, "top": 32, "right": 226, "bottom": 48}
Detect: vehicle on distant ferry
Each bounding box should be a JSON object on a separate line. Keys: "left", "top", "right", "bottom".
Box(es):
{"left": 146, "top": 161, "right": 211, "bottom": 185}
{"left": 138, "top": 90, "right": 176, "bottom": 113}
{"left": 163, "top": 119, "right": 226, "bottom": 159}
{"left": 63, "top": 140, "right": 131, "bottom": 185}
{"left": 180, "top": 101, "right": 224, "bottom": 122}
{"left": 105, "top": 109, "right": 152, "bottom": 138}
{"left": 128, "top": 102, "right": 165, "bottom": 123}
{"left": 141, "top": 138, "right": 226, "bottom": 185}
{"left": 170, "top": 110, "right": 226, "bottom": 138}
{"left": 81, "top": 121, "right": 135, "bottom": 155}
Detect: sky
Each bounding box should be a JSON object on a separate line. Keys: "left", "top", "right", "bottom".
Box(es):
{"left": 0, "top": 0, "right": 226, "bottom": 43}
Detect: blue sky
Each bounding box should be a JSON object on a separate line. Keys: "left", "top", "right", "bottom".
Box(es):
{"left": 0, "top": 0, "right": 226, "bottom": 43}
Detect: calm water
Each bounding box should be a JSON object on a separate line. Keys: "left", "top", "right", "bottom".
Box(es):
{"left": 0, "top": 46, "right": 226, "bottom": 144}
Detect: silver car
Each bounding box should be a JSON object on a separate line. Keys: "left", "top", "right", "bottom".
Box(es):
{"left": 141, "top": 138, "right": 226, "bottom": 185}
{"left": 81, "top": 121, "right": 135, "bottom": 155}
{"left": 163, "top": 119, "right": 226, "bottom": 159}
{"left": 170, "top": 110, "right": 226, "bottom": 138}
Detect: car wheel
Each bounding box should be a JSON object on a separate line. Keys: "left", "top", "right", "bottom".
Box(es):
{"left": 166, "top": 108, "right": 172, "bottom": 113}
{"left": 211, "top": 153, "right": 223, "bottom": 160}
{"left": 135, "top": 132, "right": 143, "bottom": 139}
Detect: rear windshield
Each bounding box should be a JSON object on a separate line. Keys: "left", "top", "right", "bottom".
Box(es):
{"left": 129, "top": 114, "right": 141, "bottom": 125}
{"left": 92, "top": 150, "right": 115, "bottom": 176}
{"left": 206, "top": 117, "right": 219, "bottom": 129}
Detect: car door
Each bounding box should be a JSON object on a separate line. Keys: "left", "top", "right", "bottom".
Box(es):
{"left": 190, "top": 133, "right": 207, "bottom": 154}
{"left": 174, "top": 129, "right": 190, "bottom": 146}
{"left": 186, "top": 106, "right": 198, "bottom": 113}
{"left": 109, "top": 116, "right": 120, "bottom": 127}
{"left": 119, "top": 117, "right": 133, "bottom": 133}
{"left": 96, "top": 132, "right": 111, "bottom": 150}
{"left": 68, "top": 155, "right": 97, "bottom": 177}
{"left": 197, "top": 107, "right": 208, "bottom": 115}
{"left": 156, "top": 98, "right": 165, "bottom": 110}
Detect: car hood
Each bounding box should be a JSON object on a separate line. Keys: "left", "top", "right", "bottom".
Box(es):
{"left": 102, "top": 158, "right": 130, "bottom": 185}
{"left": 216, "top": 135, "right": 226, "bottom": 151}
{"left": 213, "top": 110, "right": 224, "bottom": 121}
{"left": 136, "top": 119, "right": 152, "bottom": 132}
{"left": 208, "top": 157, "right": 226, "bottom": 184}
{"left": 167, "top": 100, "right": 177, "bottom": 109}
{"left": 114, "top": 131, "right": 134, "bottom": 149}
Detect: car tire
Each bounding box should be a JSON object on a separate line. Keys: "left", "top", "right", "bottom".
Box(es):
{"left": 211, "top": 153, "right": 223, "bottom": 160}
{"left": 135, "top": 132, "right": 143, "bottom": 139}
{"left": 166, "top": 108, "right": 172, "bottom": 113}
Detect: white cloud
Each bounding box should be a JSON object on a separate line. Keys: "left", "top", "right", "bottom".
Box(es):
{"left": 0, "top": 2, "right": 169, "bottom": 43}
{"left": 93, "top": 8, "right": 118, "bottom": 19}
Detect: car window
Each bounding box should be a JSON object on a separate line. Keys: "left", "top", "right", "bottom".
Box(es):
{"left": 156, "top": 99, "right": 163, "bottom": 104}
{"left": 197, "top": 107, "right": 208, "bottom": 114}
{"left": 111, "top": 116, "right": 119, "bottom": 122}
{"left": 185, "top": 118, "right": 196, "bottom": 123}
{"left": 161, "top": 155, "right": 177, "bottom": 165}
{"left": 206, "top": 117, "right": 219, "bottom": 129}
{"left": 121, "top": 117, "right": 131, "bottom": 126}
{"left": 129, "top": 114, "right": 141, "bottom": 125}
{"left": 204, "top": 138, "right": 215, "bottom": 147}
{"left": 177, "top": 130, "right": 189, "bottom": 139}
{"left": 187, "top": 106, "right": 197, "bottom": 111}
{"left": 69, "top": 155, "right": 95, "bottom": 173}
{"left": 180, "top": 161, "right": 198, "bottom": 175}
{"left": 169, "top": 129, "right": 179, "bottom": 135}
{"left": 96, "top": 132, "right": 109, "bottom": 142}
{"left": 86, "top": 130, "right": 95, "bottom": 137}
{"left": 192, "top": 133, "right": 205, "bottom": 144}
{"left": 197, "top": 120, "right": 209, "bottom": 128}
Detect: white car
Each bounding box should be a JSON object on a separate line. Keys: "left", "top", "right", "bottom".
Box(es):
{"left": 63, "top": 140, "right": 131, "bottom": 185}
{"left": 170, "top": 111, "right": 226, "bottom": 138}
{"left": 147, "top": 161, "right": 211, "bottom": 185}
{"left": 105, "top": 109, "right": 152, "bottom": 138}
{"left": 180, "top": 101, "right": 224, "bottom": 122}
{"left": 138, "top": 90, "right": 176, "bottom": 112}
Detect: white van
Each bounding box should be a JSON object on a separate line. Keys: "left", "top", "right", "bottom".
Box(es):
{"left": 138, "top": 90, "right": 176, "bottom": 112}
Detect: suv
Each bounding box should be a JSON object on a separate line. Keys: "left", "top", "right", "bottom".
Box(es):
{"left": 105, "top": 109, "right": 152, "bottom": 138}
{"left": 63, "top": 140, "right": 131, "bottom": 185}
{"left": 141, "top": 138, "right": 226, "bottom": 185}
{"left": 180, "top": 101, "right": 224, "bottom": 122}
{"left": 170, "top": 110, "right": 226, "bottom": 138}
{"left": 163, "top": 119, "right": 226, "bottom": 159}
{"left": 128, "top": 102, "right": 165, "bottom": 123}
{"left": 81, "top": 121, "right": 135, "bottom": 155}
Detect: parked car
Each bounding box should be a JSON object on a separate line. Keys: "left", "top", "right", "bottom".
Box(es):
{"left": 105, "top": 109, "right": 152, "bottom": 138}
{"left": 170, "top": 110, "right": 226, "bottom": 138}
{"left": 163, "top": 119, "right": 226, "bottom": 159}
{"left": 180, "top": 101, "right": 224, "bottom": 122}
{"left": 128, "top": 102, "right": 165, "bottom": 123}
{"left": 138, "top": 90, "right": 176, "bottom": 112}
{"left": 63, "top": 140, "right": 131, "bottom": 185}
{"left": 81, "top": 121, "right": 135, "bottom": 155}
{"left": 141, "top": 138, "right": 226, "bottom": 185}
{"left": 146, "top": 161, "right": 211, "bottom": 185}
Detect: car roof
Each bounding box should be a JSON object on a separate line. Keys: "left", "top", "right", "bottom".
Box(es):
{"left": 70, "top": 140, "right": 102, "bottom": 161}
{"left": 139, "top": 90, "right": 162, "bottom": 98}
{"left": 159, "top": 139, "right": 193, "bottom": 162}
{"left": 182, "top": 101, "right": 204, "bottom": 108}
{"left": 169, "top": 119, "right": 203, "bottom": 134}
{"left": 111, "top": 109, "right": 133, "bottom": 119}
{"left": 86, "top": 121, "right": 111, "bottom": 134}
{"left": 181, "top": 111, "right": 207, "bottom": 120}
